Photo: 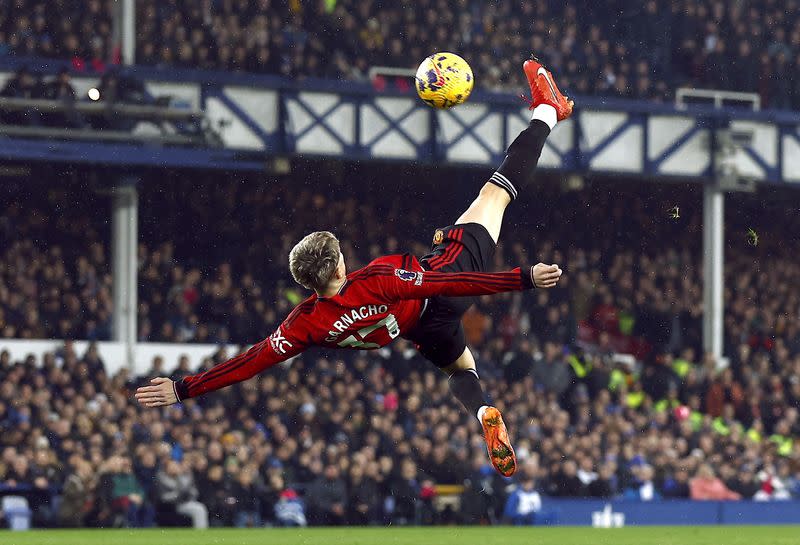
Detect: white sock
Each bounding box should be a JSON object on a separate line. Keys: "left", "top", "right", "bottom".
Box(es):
{"left": 531, "top": 103, "right": 557, "bottom": 130}
{"left": 477, "top": 405, "right": 490, "bottom": 423}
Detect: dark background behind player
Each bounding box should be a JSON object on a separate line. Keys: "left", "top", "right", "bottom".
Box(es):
{"left": 1, "top": 164, "right": 799, "bottom": 528}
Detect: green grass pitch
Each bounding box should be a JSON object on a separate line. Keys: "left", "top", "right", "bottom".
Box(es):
{"left": 2, "top": 526, "right": 798, "bottom": 545}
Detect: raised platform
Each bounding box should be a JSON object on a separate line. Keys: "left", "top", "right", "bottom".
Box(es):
{"left": 1, "top": 61, "right": 799, "bottom": 183}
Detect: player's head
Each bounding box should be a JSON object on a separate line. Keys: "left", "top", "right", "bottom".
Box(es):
{"left": 289, "top": 231, "right": 345, "bottom": 293}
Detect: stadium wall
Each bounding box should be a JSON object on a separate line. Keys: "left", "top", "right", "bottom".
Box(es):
{"left": 0, "top": 339, "right": 242, "bottom": 376}
{"left": 539, "top": 499, "right": 800, "bottom": 526}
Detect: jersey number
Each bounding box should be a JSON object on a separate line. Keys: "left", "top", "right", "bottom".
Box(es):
{"left": 337, "top": 314, "right": 400, "bottom": 349}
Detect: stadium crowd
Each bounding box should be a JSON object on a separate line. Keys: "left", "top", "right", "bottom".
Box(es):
{"left": 0, "top": 332, "right": 798, "bottom": 528}
{"left": 2, "top": 0, "right": 800, "bottom": 110}
{"left": 1, "top": 169, "right": 799, "bottom": 527}
{"left": 3, "top": 169, "right": 800, "bottom": 360}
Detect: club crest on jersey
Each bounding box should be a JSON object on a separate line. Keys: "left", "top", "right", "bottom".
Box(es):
{"left": 433, "top": 229, "right": 444, "bottom": 245}
{"left": 269, "top": 328, "right": 293, "bottom": 354}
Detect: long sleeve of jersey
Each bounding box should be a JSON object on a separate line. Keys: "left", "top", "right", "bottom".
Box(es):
{"left": 380, "top": 264, "right": 535, "bottom": 300}
{"left": 174, "top": 325, "right": 306, "bottom": 401}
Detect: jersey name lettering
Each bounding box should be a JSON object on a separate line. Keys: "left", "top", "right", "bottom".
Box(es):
{"left": 324, "top": 304, "right": 389, "bottom": 342}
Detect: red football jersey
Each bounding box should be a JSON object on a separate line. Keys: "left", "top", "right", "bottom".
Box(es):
{"left": 175, "top": 254, "right": 534, "bottom": 400}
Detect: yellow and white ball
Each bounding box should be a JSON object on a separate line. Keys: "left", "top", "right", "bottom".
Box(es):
{"left": 415, "top": 52, "right": 474, "bottom": 109}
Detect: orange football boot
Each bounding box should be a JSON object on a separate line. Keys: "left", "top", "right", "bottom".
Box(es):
{"left": 481, "top": 406, "right": 517, "bottom": 477}
{"left": 522, "top": 56, "right": 574, "bottom": 121}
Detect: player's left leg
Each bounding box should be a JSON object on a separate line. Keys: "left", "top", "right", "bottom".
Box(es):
{"left": 443, "top": 348, "right": 517, "bottom": 477}
{"left": 454, "top": 57, "right": 574, "bottom": 244}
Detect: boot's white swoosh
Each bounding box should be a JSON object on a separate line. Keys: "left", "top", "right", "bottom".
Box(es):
{"left": 537, "top": 66, "right": 558, "bottom": 100}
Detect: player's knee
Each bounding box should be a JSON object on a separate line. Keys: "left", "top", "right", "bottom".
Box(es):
{"left": 445, "top": 365, "right": 479, "bottom": 379}
{"left": 443, "top": 348, "right": 478, "bottom": 376}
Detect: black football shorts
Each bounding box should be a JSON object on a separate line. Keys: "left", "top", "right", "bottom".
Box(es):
{"left": 404, "top": 222, "right": 497, "bottom": 368}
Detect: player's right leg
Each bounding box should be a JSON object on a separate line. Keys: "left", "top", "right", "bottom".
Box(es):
{"left": 412, "top": 58, "right": 573, "bottom": 478}
{"left": 454, "top": 56, "right": 574, "bottom": 244}
{"left": 443, "top": 348, "right": 517, "bottom": 477}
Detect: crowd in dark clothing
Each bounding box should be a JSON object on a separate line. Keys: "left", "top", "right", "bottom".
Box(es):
{"left": 0, "top": 64, "right": 153, "bottom": 130}
{"left": 0, "top": 0, "right": 115, "bottom": 72}
{"left": 3, "top": 1, "right": 800, "bottom": 110}
{"left": 0, "top": 332, "right": 797, "bottom": 529}
{"left": 3, "top": 167, "right": 800, "bottom": 363}
{"left": 0, "top": 66, "right": 84, "bottom": 128}
{"left": 1, "top": 168, "right": 799, "bottom": 527}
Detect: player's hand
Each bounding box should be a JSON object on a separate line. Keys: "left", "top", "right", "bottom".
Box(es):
{"left": 135, "top": 377, "right": 178, "bottom": 407}
{"left": 532, "top": 263, "right": 562, "bottom": 288}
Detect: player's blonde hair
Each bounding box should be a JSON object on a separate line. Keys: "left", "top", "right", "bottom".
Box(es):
{"left": 288, "top": 231, "right": 341, "bottom": 292}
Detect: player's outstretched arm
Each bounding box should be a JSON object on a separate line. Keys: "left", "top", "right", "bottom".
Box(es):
{"left": 135, "top": 326, "right": 306, "bottom": 407}
{"left": 384, "top": 262, "right": 562, "bottom": 301}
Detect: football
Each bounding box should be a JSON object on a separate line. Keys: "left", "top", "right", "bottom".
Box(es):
{"left": 415, "top": 52, "right": 474, "bottom": 109}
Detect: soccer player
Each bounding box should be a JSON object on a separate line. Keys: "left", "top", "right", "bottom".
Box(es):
{"left": 136, "top": 58, "right": 574, "bottom": 477}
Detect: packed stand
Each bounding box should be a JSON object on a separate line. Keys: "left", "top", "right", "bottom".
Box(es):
{"left": 4, "top": 1, "right": 800, "bottom": 110}
{"left": 4, "top": 168, "right": 800, "bottom": 357}
{"left": 3, "top": 170, "right": 800, "bottom": 431}
{"left": 0, "top": 336, "right": 798, "bottom": 529}
{"left": 2, "top": 170, "right": 800, "bottom": 528}
{"left": 0, "top": 0, "right": 117, "bottom": 71}
{"left": 0, "top": 185, "right": 112, "bottom": 340}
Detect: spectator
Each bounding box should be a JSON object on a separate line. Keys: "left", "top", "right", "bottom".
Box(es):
{"left": 145, "top": 356, "right": 166, "bottom": 378}
{"left": 156, "top": 460, "right": 208, "bottom": 529}
{"left": 502, "top": 476, "right": 541, "bottom": 525}
{"left": 40, "top": 68, "right": 84, "bottom": 128}
{"left": 754, "top": 464, "right": 794, "bottom": 501}
{"left": 4, "top": 454, "right": 31, "bottom": 487}
{"left": 576, "top": 458, "right": 598, "bottom": 488}
{"left": 689, "top": 464, "right": 741, "bottom": 501}
{"left": 623, "top": 465, "right": 661, "bottom": 501}
{"left": 545, "top": 460, "right": 585, "bottom": 497}
{"left": 0, "top": 66, "right": 44, "bottom": 125}
{"left": 533, "top": 342, "right": 573, "bottom": 397}
{"left": 274, "top": 488, "right": 307, "bottom": 527}
{"left": 169, "top": 355, "right": 192, "bottom": 382}
{"left": 460, "top": 453, "right": 507, "bottom": 524}
{"left": 133, "top": 450, "right": 159, "bottom": 524}
{"left": 502, "top": 339, "right": 535, "bottom": 383}
{"left": 105, "top": 456, "right": 148, "bottom": 527}
{"left": 197, "top": 465, "right": 235, "bottom": 527}
{"left": 662, "top": 468, "right": 691, "bottom": 499}
{"left": 389, "top": 458, "right": 426, "bottom": 525}
{"left": 58, "top": 458, "right": 95, "bottom": 527}
{"left": 230, "top": 464, "right": 262, "bottom": 528}
{"left": 306, "top": 464, "right": 347, "bottom": 526}
{"left": 587, "top": 463, "right": 617, "bottom": 498}
{"left": 729, "top": 466, "right": 761, "bottom": 500}
{"left": 346, "top": 463, "right": 379, "bottom": 525}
